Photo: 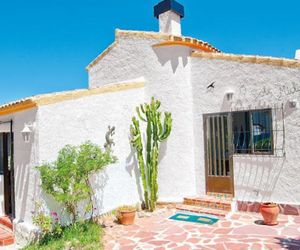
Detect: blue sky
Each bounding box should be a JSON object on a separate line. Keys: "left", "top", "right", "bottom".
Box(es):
{"left": 0, "top": 0, "right": 299, "bottom": 104}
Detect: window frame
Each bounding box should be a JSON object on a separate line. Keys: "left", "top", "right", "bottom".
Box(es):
{"left": 232, "top": 108, "right": 274, "bottom": 156}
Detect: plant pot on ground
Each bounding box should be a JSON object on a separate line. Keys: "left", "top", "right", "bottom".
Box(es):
{"left": 260, "top": 202, "right": 280, "bottom": 226}
{"left": 117, "top": 206, "right": 136, "bottom": 225}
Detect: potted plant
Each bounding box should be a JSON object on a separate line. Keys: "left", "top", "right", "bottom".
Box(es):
{"left": 260, "top": 202, "right": 280, "bottom": 226}
{"left": 117, "top": 205, "right": 137, "bottom": 225}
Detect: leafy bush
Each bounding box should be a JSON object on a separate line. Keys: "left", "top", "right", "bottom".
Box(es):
{"left": 37, "top": 141, "right": 117, "bottom": 223}
{"left": 32, "top": 201, "right": 62, "bottom": 238}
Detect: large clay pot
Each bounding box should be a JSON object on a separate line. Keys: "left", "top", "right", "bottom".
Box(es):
{"left": 260, "top": 203, "right": 280, "bottom": 226}
{"left": 118, "top": 210, "right": 136, "bottom": 225}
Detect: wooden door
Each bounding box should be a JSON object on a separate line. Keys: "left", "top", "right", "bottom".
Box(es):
{"left": 204, "top": 114, "right": 234, "bottom": 195}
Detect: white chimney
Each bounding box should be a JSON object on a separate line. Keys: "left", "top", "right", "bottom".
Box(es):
{"left": 295, "top": 49, "right": 300, "bottom": 60}
{"left": 154, "top": 0, "right": 184, "bottom": 36}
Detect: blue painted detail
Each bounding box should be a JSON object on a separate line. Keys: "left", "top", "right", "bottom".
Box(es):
{"left": 154, "top": 0, "right": 184, "bottom": 19}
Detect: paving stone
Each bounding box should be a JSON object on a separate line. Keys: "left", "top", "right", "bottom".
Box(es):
{"left": 207, "top": 243, "right": 226, "bottom": 249}
{"left": 224, "top": 242, "right": 250, "bottom": 249}
{"left": 147, "top": 240, "right": 170, "bottom": 246}
{"left": 186, "top": 237, "right": 200, "bottom": 244}
{"left": 232, "top": 225, "right": 278, "bottom": 236}
{"left": 165, "top": 233, "right": 188, "bottom": 242}
{"left": 282, "top": 227, "right": 300, "bottom": 236}
{"left": 134, "top": 231, "right": 156, "bottom": 239}
{"left": 213, "top": 228, "right": 233, "bottom": 234}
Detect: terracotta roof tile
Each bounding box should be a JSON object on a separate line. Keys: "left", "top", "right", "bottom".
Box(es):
{"left": 86, "top": 29, "right": 221, "bottom": 70}
{"left": 191, "top": 51, "right": 300, "bottom": 69}
{"left": 0, "top": 81, "right": 145, "bottom": 116}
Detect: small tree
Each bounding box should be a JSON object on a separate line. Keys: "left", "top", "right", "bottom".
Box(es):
{"left": 38, "top": 141, "right": 117, "bottom": 223}
{"left": 130, "top": 97, "right": 172, "bottom": 211}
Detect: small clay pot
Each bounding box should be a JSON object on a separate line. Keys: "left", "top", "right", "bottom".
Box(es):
{"left": 260, "top": 203, "right": 280, "bottom": 226}
{"left": 118, "top": 210, "right": 136, "bottom": 225}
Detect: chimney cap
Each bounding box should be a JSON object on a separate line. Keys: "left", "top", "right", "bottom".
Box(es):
{"left": 154, "top": 0, "right": 184, "bottom": 19}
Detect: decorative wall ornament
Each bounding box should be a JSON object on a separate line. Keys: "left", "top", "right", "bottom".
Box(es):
{"left": 104, "top": 126, "right": 115, "bottom": 152}
{"left": 207, "top": 82, "right": 215, "bottom": 90}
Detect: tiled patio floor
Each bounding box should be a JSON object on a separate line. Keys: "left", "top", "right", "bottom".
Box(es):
{"left": 104, "top": 209, "right": 300, "bottom": 250}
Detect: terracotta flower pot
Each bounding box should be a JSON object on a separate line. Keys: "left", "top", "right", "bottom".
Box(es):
{"left": 260, "top": 203, "right": 280, "bottom": 226}
{"left": 118, "top": 210, "right": 136, "bottom": 225}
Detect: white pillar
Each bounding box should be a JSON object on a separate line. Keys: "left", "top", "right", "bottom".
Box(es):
{"left": 295, "top": 50, "right": 300, "bottom": 60}
{"left": 159, "top": 10, "right": 182, "bottom": 36}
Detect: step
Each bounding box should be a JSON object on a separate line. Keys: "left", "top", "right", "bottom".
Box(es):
{"left": 184, "top": 195, "right": 232, "bottom": 211}
{"left": 0, "top": 225, "right": 14, "bottom": 246}
{"left": 176, "top": 204, "right": 229, "bottom": 218}
{"left": 0, "top": 216, "right": 13, "bottom": 230}
{"left": 207, "top": 192, "right": 233, "bottom": 199}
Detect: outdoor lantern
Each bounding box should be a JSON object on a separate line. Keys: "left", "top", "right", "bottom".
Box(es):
{"left": 21, "top": 123, "right": 33, "bottom": 143}
{"left": 289, "top": 100, "right": 297, "bottom": 109}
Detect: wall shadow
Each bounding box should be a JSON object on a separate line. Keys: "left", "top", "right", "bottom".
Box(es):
{"left": 234, "top": 155, "right": 285, "bottom": 202}
{"left": 153, "top": 46, "right": 189, "bottom": 73}
{"left": 274, "top": 237, "right": 300, "bottom": 249}
{"left": 126, "top": 136, "right": 168, "bottom": 203}
{"left": 126, "top": 142, "right": 143, "bottom": 203}
{"left": 89, "top": 169, "right": 109, "bottom": 216}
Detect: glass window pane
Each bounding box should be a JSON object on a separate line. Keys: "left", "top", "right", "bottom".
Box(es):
{"left": 252, "top": 110, "right": 272, "bottom": 153}
{"left": 233, "top": 112, "right": 251, "bottom": 154}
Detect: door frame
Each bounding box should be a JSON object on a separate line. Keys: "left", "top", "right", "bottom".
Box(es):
{"left": 0, "top": 120, "right": 15, "bottom": 218}
{"left": 203, "top": 112, "right": 235, "bottom": 196}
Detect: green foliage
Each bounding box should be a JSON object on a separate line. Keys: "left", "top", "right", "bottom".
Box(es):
{"left": 130, "top": 97, "right": 172, "bottom": 211}
{"left": 254, "top": 138, "right": 272, "bottom": 151}
{"left": 37, "top": 141, "right": 117, "bottom": 223}
{"left": 24, "top": 221, "right": 103, "bottom": 250}
{"left": 32, "top": 202, "right": 53, "bottom": 237}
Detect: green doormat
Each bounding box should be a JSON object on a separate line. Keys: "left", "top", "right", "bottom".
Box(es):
{"left": 169, "top": 213, "right": 219, "bottom": 225}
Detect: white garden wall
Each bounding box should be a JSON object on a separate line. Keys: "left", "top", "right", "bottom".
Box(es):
{"left": 36, "top": 86, "right": 145, "bottom": 221}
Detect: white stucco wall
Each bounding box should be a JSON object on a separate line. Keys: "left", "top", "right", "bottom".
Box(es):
{"left": 0, "top": 108, "right": 39, "bottom": 221}
{"left": 191, "top": 57, "right": 300, "bottom": 204}
{"left": 89, "top": 33, "right": 198, "bottom": 202}
{"left": 35, "top": 86, "right": 145, "bottom": 222}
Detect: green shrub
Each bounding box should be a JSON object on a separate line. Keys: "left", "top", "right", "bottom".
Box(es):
{"left": 37, "top": 141, "right": 117, "bottom": 223}
{"left": 32, "top": 201, "right": 62, "bottom": 238}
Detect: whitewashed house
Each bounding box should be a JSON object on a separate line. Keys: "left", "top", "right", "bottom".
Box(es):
{"left": 0, "top": 0, "right": 300, "bottom": 245}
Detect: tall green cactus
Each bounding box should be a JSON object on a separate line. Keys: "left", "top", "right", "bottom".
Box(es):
{"left": 130, "top": 97, "right": 172, "bottom": 211}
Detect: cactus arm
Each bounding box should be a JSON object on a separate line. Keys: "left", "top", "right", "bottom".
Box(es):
{"left": 150, "top": 146, "right": 159, "bottom": 211}
{"left": 136, "top": 107, "right": 147, "bottom": 122}
{"left": 159, "top": 112, "right": 172, "bottom": 141}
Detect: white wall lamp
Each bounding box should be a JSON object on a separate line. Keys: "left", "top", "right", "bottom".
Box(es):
{"left": 289, "top": 100, "right": 297, "bottom": 109}
{"left": 226, "top": 91, "right": 234, "bottom": 102}
{"left": 21, "top": 123, "right": 35, "bottom": 143}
